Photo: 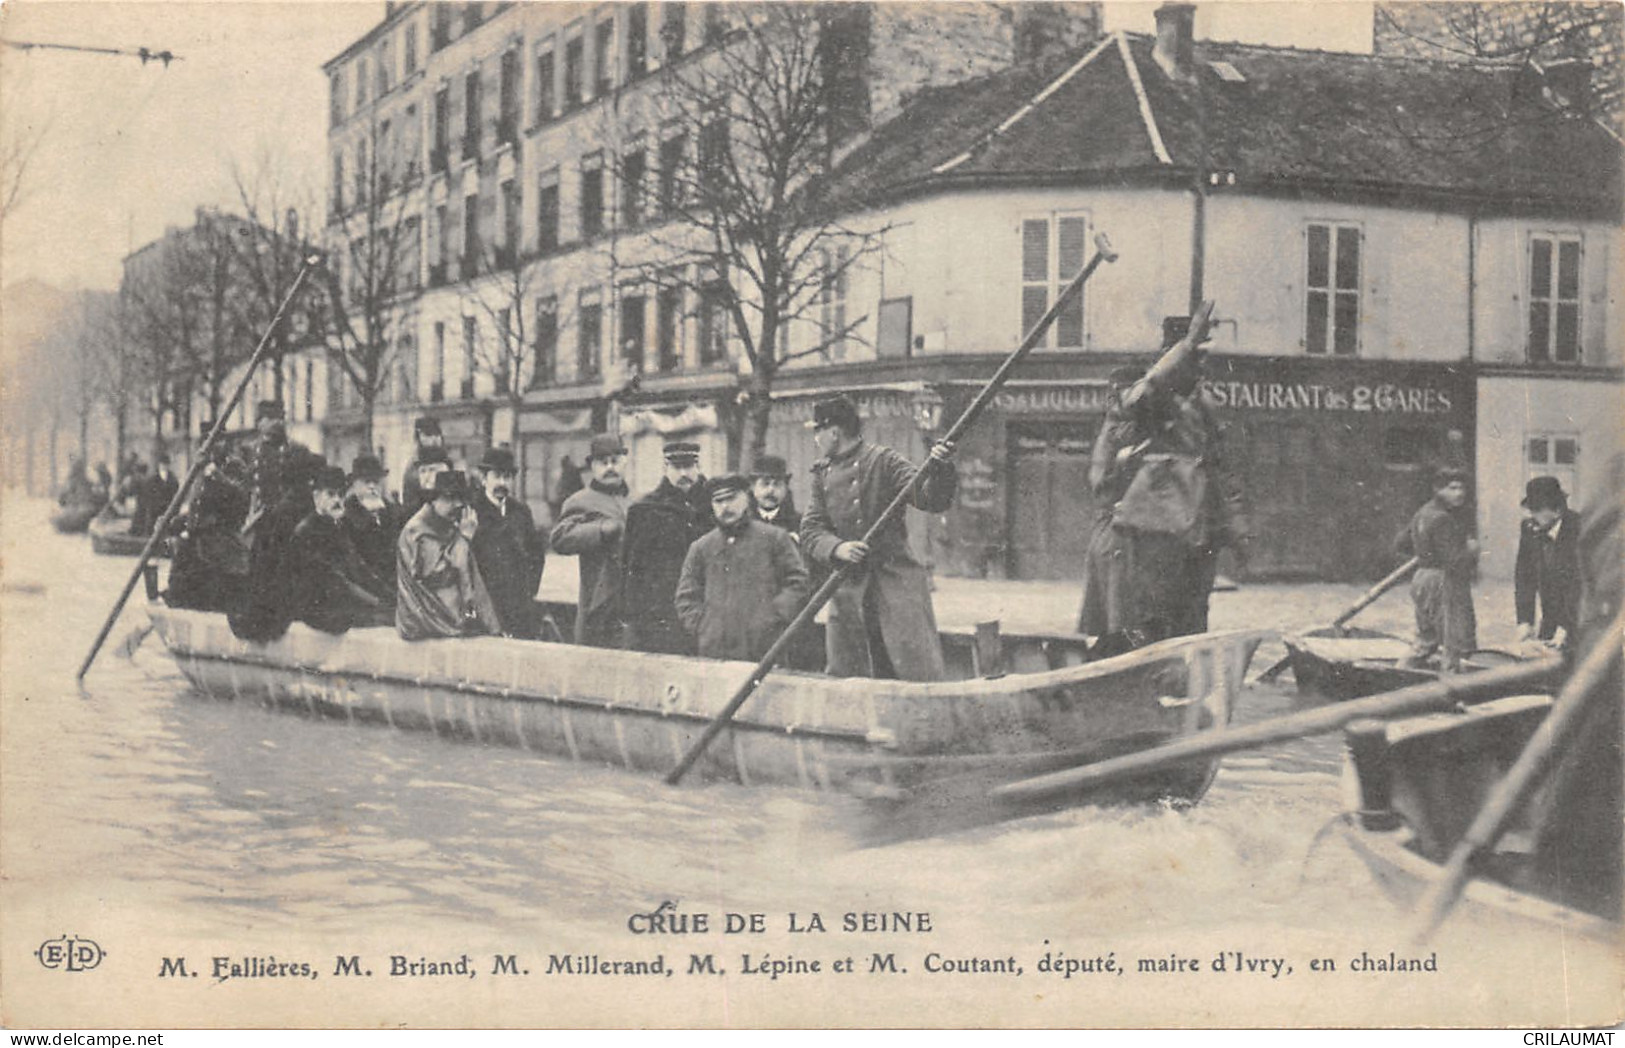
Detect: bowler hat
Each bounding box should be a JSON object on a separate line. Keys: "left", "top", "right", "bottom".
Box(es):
{"left": 255, "top": 399, "right": 285, "bottom": 423}
{"left": 663, "top": 440, "right": 701, "bottom": 464}
{"left": 313, "top": 465, "right": 349, "bottom": 494}
{"left": 707, "top": 473, "right": 749, "bottom": 499}
{"left": 1522, "top": 475, "right": 1567, "bottom": 510}
{"left": 751, "top": 454, "right": 790, "bottom": 479}
{"left": 427, "top": 469, "right": 470, "bottom": 500}
{"left": 418, "top": 446, "right": 451, "bottom": 467}
{"left": 1434, "top": 466, "right": 1470, "bottom": 489}
{"left": 809, "top": 394, "right": 861, "bottom": 433}
{"left": 414, "top": 417, "right": 443, "bottom": 438}
{"left": 479, "top": 446, "right": 518, "bottom": 473}
{"left": 588, "top": 433, "right": 627, "bottom": 461}
{"left": 349, "top": 453, "right": 388, "bottom": 481}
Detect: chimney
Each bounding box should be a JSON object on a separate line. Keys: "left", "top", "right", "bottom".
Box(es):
{"left": 1153, "top": 3, "right": 1197, "bottom": 84}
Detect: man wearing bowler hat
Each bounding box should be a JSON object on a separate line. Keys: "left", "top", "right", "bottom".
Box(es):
{"left": 287, "top": 465, "right": 395, "bottom": 633}
{"left": 620, "top": 439, "right": 711, "bottom": 654}
{"left": 550, "top": 433, "right": 632, "bottom": 647}
{"left": 801, "top": 393, "right": 958, "bottom": 680}
{"left": 343, "top": 453, "right": 407, "bottom": 593}
{"left": 749, "top": 455, "right": 801, "bottom": 538}
{"left": 401, "top": 417, "right": 449, "bottom": 516}
{"left": 470, "top": 446, "right": 548, "bottom": 639}
{"left": 396, "top": 468, "right": 501, "bottom": 640}
{"left": 1514, "top": 475, "right": 1582, "bottom": 650}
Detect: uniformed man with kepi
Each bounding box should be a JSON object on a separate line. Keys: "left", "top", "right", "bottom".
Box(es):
{"left": 620, "top": 440, "right": 711, "bottom": 654}
{"left": 800, "top": 394, "right": 958, "bottom": 680}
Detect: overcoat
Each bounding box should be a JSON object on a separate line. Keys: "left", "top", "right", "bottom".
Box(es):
{"left": 1514, "top": 508, "right": 1582, "bottom": 642}
{"left": 549, "top": 480, "right": 630, "bottom": 647}
{"left": 343, "top": 495, "right": 408, "bottom": 593}
{"left": 396, "top": 503, "right": 502, "bottom": 641}
{"left": 801, "top": 441, "right": 957, "bottom": 680}
{"left": 675, "top": 518, "right": 809, "bottom": 661}
{"left": 620, "top": 479, "right": 711, "bottom": 654}
{"left": 168, "top": 468, "right": 250, "bottom": 613}
{"left": 470, "top": 490, "right": 548, "bottom": 639}
{"left": 227, "top": 490, "right": 310, "bottom": 642}
{"left": 287, "top": 512, "right": 394, "bottom": 634}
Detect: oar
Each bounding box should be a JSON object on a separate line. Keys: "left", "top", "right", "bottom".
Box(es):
{"left": 76, "top": 253, "right": 324, "bottom": 682}
{"left": 1254, "top": 556, "right": 1420, "bottom": 683}
{"left": 664, "top": 233, "right": 1122, "bottom": 786}
{"left": 1411, "top": 610, "right": 1624, "bottom": 943}
{"left": 991, "top": 656, "right": 1565, "bottom": 806}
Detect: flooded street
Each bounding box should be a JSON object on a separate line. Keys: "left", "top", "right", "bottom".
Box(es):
{"left": 2, "top": 495, "right": 1614, "bottom": 1028}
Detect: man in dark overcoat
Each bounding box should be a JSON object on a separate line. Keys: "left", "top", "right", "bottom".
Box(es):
{"left": 750, "top": 455, "right": 801, "bottom": 537}
{"left": 167, "top": 438, "right": 250, "bottom": 613}
{"left": 676, "top": 474, "right": 809, "bottom": 661}
{"left": 800, "top": 395, "right": 958, "bottom": 680}
{"left": 228, "top": 445, "right": 323, "bottom": 642}
{"left": 342, "top": 453, "right": 407, "bottom": 599}
{"left": 287, "top": 466, "right": 395, "bottom": 634}
{"left": 1514, "top": 475, "right": 1583, "bottom": 650}
{"left": 131, "top": 455, "right": 179, "bottom": 536}
{"left": 470, "top": 446, "right": 548, "bottom": 639}
{"left": 549, "top": 433, "right": 631, "bottom": 647}
{"left": 620, "top": 440, "right": 710, "bottom": 654}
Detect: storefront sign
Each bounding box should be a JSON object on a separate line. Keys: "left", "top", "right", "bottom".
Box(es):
{"left": 1201, "top": 379, "right": 1454, "bottom": 415}
{"left": 991, "top": 385, "right": 1112, "bottom": 415}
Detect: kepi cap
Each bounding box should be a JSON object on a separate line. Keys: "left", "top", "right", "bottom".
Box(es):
{"left": 707, "top": 473, "right": 749, "bottom": 499}
{"left": 255, "top": 399, "right": 285, "bottom": 423}
{"left": 808, "top": 394, "right": 861, "bottom": 433}
{"left": 663, "top": 440, "right": 701, "bottom": 464}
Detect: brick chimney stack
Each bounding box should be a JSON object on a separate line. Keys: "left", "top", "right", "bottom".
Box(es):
{"left": 1153, "top": 3, "right": 1197, "bottom": 83}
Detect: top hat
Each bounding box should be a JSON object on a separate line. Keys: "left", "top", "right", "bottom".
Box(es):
{"left": 663, "top": 440, "right": 701, "bottom": 464}
{"left": 479, "top": 446, "right": 518, "bottom": 473}
{"left": 255, "top": 399, "right": 285, "bottom": 423}
{"left": 751, "top": 454, "right": 790, "bottom": 479}
{"left": 427, "top": 468, "right": 470, "bottom": 501}
{"left": 809, "top": 394, "right": 861, "bottom": 433}
{"left": 588, "top": 433, "right": 628, "bottom": 461}
{"left": 707, "top": 473, "right": 749, "bottom": 500}
{"left": 1522, "top": 475, "right": 1568, "bottom": 510}
{"left": 349, "top": 453, "right": 388, "bottom": 481}
{"left": 312, "top": 465, "right": 349, "bottom": 494}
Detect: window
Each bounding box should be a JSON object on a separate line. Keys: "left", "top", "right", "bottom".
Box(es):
{"left": 703, "top": 4, "right": 726, "bottom": 45}
{"left": 594, "top": 17, "right": 615, "bottom": 97}
{"left": 620, "top": 289, "right": 646, "bottom": 374}
{"left": 1382, "top": 426, "right": 1436, "bottom": 469}
{"left": 1528, "top": 234, "right": 1582, "bottom": 363}
{"left": 698, "top": 117, "right": 729, "bottom": 199}
{"left": 621, "top": 144, "right": 645, "bottom": 227}
{"left": 356, "top": 58, "right": 369, "bottom": 107}
{"left": 878, "top": 296, "right": 913, "bottom": 358}
{"left": 432, "top": 85, "right": 450, "bottom": 172}
{"left": 330, "top": 71, "right": 344, "bottom": 127}
{"left": 658, "top": 131, "right": 686, "bottom": 214}
{"left": 820, "top": 248, "right": 849, "bottom": 360}
{"left": 303, "top": 360, "right": 315, "bottom": 421}
{"left": 564, "top": 33, "right": 584, "bottom": 109}
{"left": 432, "top": 321, "right": 447, "bottom": 401}
{"left": 379, "top": 118, "right": 393, "bottom": 188}
{"left": 431, "top": 5, "right": 451, "bottom": 50}
{"left": 580, "top": 154, "right": 604, "bottom": 238}
{"left": 498, "top": 48, "right": 520, "bottom": 145}
{"left": 656, "top": 283, "right": 682, "bottom": 372}
{"left": 463, "top": 68, "right": 482, "bottom": 159}
{"left": 532, "top": 296, "right": 558, "bottom": 388}
{"left": 331, "top": 152, "right": 345, "bottom": 215}
{"left": 403, "top": 103, "right": 420, "bottom": 181}
{"left": 397, "top": 336, "right": 416, "bottom": 403}
{"left": 1527, "top": 434, "right": 1580, "bottom": 504}
{"left": 1305, "top": 222, "right": 1360, "bottom": 356}
{"left": 578, "top": 290, "right": 603, "bottom": 378}
{"left": 462, "top": 315, "right": 477, "bottom": 399}
{"left": 537, "top": 168, "right": 560, "bottom": 252}
{"left": 661, "top": 2, "right": 687, "bottom": 58}
{"left": 698, "top": 276, "right": 729, "bottom": 364}
{"left": 404, "top": 25, "right": 418, "bottom": 74}
{"left": 432, "top": 203, "right": 450, "bottom": 285}
{"left": 461, "top": 2, "right": 482, "bottom": 34}
{"left": 1020, "top": 213, "right": 1088, "bottom": 349}
{"left": 495, "top": 308, "right": 513, "bottom": 393}
{"left": 402, "top": 215, "right": 422, "bottom": 291}
{"left": 377, "top": 40, "right": 392, "bottom": 95}
{"left": 462, "top": 192, "right": 480, "bottom": 277}
{"left": 500, "top": 179, "right": 520, "bottom": 266}
{"left": 628, "top": 4, "right": 649, "bottom": 76}
{"left": 535, "top": 47, "right": 555, "bottom": 123}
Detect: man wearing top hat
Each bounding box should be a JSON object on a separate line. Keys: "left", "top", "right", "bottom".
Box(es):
{"left": 550, "top": 433, "right": 632, "bottom": 647}
{"left": 1514, "top": 475, "right": 1582, "bottom": 651}
{"left": 470, "top": 446, "right": 548, "bottom": 639}
{"left": 287, "top": 465, "right": 395, "bottom": 634}
{"left": 676, "top": 474, "right": 809, "bottom": 662}
{"left": 401, "top": 417, "right": 449, "bottom": 517}
{"left": 396, "top": 469, "right": 502, "bottom": 640}
{"left": 343, "top": 453, "right": 407, "bottom": 594}
{"left": 620, "top": 439, "right": 711, "bottom": 654}
{"left": 801, "top": 394, "right": 958, "bottom": 681}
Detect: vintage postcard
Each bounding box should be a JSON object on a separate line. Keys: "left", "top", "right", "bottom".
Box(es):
{"left": 2, "top": 0, "right": 1621, "bottom": 1031}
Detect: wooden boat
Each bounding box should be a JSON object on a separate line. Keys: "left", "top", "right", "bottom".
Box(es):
{"left": 147, "top": 601, "right": 1268, "bottom": 805}
{"left": 90, "top": 506, "right": 167, "bottom": 557}
{"left": 1283, "top": 627, "right": 1518, "bottom": 701}
{"left": 1337, "top": 692, "right": 1621, "bottom": 943}
{"left": 51, "top": 500, "right": 104, "bottom": 534}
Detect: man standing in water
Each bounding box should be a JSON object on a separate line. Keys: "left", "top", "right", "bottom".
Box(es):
{"left": 800, "top": 394, "right": 957, "bottom": 680}
{"left": 1396, "top": 467, "right": 1479, "bottom": 672}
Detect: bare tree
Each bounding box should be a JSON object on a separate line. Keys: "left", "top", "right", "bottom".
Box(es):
{"left": 231, "top": 150, "right": 323, "bottom": 403}
{"left": 616, "top": 3, "right": 886, "bottom": 470}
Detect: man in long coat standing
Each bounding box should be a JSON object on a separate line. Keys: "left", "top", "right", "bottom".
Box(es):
{"left": 800, "top": 395, "right": 957, "bottom": 680}
{"left": 549, "top": 433, "right": 631, "bottom": 647}
{"left": 620, "top": 440, "right": 710, "bottom": 654}
{"left": 470, "top": 446, "right": 548, "bottom": 639}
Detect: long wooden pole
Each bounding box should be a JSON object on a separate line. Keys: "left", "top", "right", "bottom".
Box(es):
{"left": 76, "top": 254, "right": 322, "bottom": 681}
{"left": 664, "top": 234, "right": 1121, "bottom": 786}
{"left": 991, "top": 656, "right": 1566, "bottom": 805}
{"left": 1412, "top": 612, "right": 1624, "bottom": 943}
{"left": 1255, "top": 556, "right": 1420, "bottom": 683}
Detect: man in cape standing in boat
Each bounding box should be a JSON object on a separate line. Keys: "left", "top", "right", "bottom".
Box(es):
{"left": 800, "top": 394, "right": 958, "bottom": 681}
{"left": 396, "top": 469, "right": 501, "bottom": 640}
{"left": 549, "top": 433, "right": 631, "bottom": 648}
{"left": 619, "top": 440, "right": 711, "bottom": 655}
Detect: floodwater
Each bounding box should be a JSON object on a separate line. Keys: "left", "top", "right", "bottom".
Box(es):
{"left": 2, "top": 495, "right": 1616, "bottom": 1029}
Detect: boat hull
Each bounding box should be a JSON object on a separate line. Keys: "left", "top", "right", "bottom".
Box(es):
{"left": 51, "top": 503, "right": 102, "bottom": 534}
{"left": 148, "top": 606, "right": 1266, "bottom": 803}
{"left": 1286, "top": 629, "right": 1518, "bottom": 701}
{"left": 89, "top": 509, "right": 166, "bottom": 557}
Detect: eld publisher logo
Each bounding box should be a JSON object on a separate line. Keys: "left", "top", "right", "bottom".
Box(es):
{"left": 36, "top": 935, "right": 106, "bottom": 972}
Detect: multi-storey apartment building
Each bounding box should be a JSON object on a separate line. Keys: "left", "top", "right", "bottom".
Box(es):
{"left": 323, "top": 3, "right": 1621, "bottom": 582}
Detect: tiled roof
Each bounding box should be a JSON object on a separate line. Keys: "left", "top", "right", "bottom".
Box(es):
{"left": 825, "top": 32, "right": 1623, "bottom": 213}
